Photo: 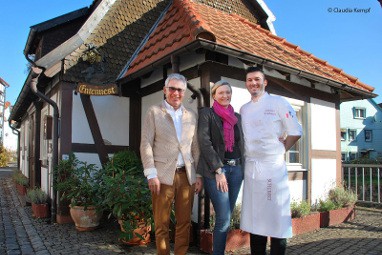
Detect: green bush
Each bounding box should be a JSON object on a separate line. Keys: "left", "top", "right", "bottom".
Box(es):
{"left": 98, "top": 150, "right": 152, "bottom": 241}
{"left": 230, "top": 204, "right": 241, "bottom": 229}
{"left": 328, "top": 186, "right": 357, "bottom": 208}
{"left": 54, "top": 153, "right": 102, "bottom": 208}
{"left": 291, "top": 200, "right": 311, "bottom": 218}
{"left": 0, "top": 145, "right": 12, "bottom": 167}
{"left": 27, "top": 188, "right": 49, "bottom": 204}
{"left": 317, "top": 199, "right": 337, "bottom": 212}
{"left": 12, "top": 170, "right": 29, "bottom": 186}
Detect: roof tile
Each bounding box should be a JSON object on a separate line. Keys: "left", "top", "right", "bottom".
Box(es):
{"left": 124, "top": 0, "right": 373, "bottom": 93}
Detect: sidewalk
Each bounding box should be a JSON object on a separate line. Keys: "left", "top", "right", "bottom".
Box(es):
{"left": 1, "top": 168, "right": 381, "bottom": 255}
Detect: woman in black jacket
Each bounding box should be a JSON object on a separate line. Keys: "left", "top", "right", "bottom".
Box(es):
{"left": 197, "top": 80, "right": 244, "bottom": 255}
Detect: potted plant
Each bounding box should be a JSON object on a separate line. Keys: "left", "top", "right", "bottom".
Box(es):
{"left": 200, "top": 204, "right": 250, "bottom": 254}
{"left": 26, "top": 187, "right": 49, "bottom": 219}
{"left": 98, "top": 150, "right": 152, "bottom": 245}
{"left": 291, "top": 200, "right": 320, "bottom": 236}
{"left": 54, "top": 154, "right": 103, "bottom": 231}
{"left": 318, "top": 186, "right": 357, "bottom": 227}
{"left": 12, "top": 170, "right": 29, "bottom": 196}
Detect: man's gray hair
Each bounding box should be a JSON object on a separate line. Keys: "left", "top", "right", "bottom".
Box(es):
{"left": 165, "top": 73, "right": 187, "bottom": 88}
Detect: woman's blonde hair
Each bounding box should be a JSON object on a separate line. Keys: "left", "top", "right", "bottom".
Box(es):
{"left": 211, "top": 80, "right": 232, "bottom": 96}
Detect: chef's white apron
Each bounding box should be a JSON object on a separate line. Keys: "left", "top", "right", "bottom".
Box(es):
{"left": 240, "top": 154, "right": 292, "bottom": 238}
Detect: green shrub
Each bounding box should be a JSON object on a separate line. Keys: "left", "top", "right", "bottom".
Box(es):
{"left": 317, "top": 199, "right": 337, "bottom": 212}
{"left": 27, "top": 188, "right": 49, "bottom": 204}
{"left": 230, "top": 204, "right": 241, "bottom": 229}
{"left": 54, "top": 153, "right": 101, "bottom": 208}
{"left": 328, "top": 186, "right": 357, "bottom": 208}
{"left": 0, "top": 145, "right": 11, "bottom": 167}
{"left": 98, "top": 150, "right": 152, "bottom": 241}
{"left": 291, "top": 200, "right": 311, "bottom": 218}
{"left": 12, "top": 170, "right": 29, "bottom": 186}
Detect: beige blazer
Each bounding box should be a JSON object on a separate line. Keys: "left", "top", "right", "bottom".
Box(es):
{"left": 140, "top": 101, "right": 200, "bottom": 186}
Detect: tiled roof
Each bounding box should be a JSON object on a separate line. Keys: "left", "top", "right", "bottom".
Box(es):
{"left": 123, "top": 0, "right": 373, "bottom": 93}
{"left": 63, "top": 0, "right": 170, "bottom": 84}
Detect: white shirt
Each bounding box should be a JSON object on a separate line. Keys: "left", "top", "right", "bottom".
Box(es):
{"left": 163, "top": 100, "right": 185, "bottom": 167}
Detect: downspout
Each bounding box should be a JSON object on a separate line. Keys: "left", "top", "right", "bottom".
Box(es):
{"left": 170, "top": 55, "right": 207, "bottom": 108}
{"left": 9, "top": 122, "right": 20, "bottom": 170}
{"left": 26, "top": 56, "right": 59, "bottom": 224}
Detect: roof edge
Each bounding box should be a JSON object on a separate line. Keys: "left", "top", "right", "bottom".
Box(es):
{"left": 119, "top": 39, "right": 375, "bottom": 99}
{"left": 35, "top": 0, "right": 117, "bottom": 76}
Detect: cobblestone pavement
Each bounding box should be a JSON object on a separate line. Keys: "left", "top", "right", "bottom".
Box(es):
{"left": 1, "top": 168, "right": 381, "bottom": 255}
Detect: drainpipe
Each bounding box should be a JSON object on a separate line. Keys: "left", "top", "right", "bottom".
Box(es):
{"left": 26, "top": 56, "right": 60, "bottom": 223}
{"left": 9, "top": 122, "right": 20, "bottom": 170}
{"left": 170, "top": 55, "right": 207, "bottom": 108}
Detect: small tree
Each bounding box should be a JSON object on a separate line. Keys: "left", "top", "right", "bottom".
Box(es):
{"left": 0, "top": 145, "right": 12, "bottom": 167}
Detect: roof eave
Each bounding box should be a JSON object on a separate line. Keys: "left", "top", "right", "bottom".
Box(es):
{"left": 119, "top": 39, "right": 375, "bottom": 101}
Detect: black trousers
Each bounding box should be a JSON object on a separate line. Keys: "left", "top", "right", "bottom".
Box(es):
{"left": 250, "top": 234, "right": 287, "bottom": 255}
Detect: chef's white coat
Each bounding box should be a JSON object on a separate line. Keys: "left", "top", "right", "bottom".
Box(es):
{"left": 240, "top": 93, "right": 302, "bottom": 238}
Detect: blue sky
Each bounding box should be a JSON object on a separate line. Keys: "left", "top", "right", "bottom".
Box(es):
{"left": 0, "top": 0, "right": 381, "bottom": 107}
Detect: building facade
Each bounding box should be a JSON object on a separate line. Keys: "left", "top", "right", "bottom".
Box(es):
{"left": 340, "top": 98, "right": 382, "bottom": 161}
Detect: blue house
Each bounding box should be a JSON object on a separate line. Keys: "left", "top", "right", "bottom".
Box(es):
{"left": 340, "top": 98, "right": 382, "bottom": 161}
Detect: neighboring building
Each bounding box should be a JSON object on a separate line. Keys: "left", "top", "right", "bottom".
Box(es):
{"left": 0, "top": 77, "right": 10, "bottom": 147}
{"left": 9, "top": 0, "right": 377, "bottom": 225}
{"left": 340, "top": 98, "right": 382, "bottom": 161}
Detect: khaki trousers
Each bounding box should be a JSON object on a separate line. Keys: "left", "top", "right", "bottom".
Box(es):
{"left": 152, "top": 171, "right": 195, "bottom": 255}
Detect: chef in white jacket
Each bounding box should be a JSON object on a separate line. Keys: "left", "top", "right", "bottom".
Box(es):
{"left": 240, "top": 66, "right": 302, "bottom": 255}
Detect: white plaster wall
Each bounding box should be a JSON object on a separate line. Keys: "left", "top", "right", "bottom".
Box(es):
{"left": 73, "top": 152, "right": 103, "bottom": 168}
{"left": 41, "top": 166, "right": 50, "bottom": 195}
{"left": 310, "top": 98, "right": 336, "bottom": 151}
{"left": 311, "top": 158, "right": 337, "bottom": 204}
{"left": 289, "top": 179, "right": 305, "bottom": 202}
{"left": 72, "top": 93, "right": 130, "bottom": 146}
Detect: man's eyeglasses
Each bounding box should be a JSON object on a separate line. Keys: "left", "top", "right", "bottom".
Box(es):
{"left": 166, "top": 86, "right": 185, "bottom": 93}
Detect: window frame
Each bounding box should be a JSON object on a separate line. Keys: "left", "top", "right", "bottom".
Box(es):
{"left": 353, "top": 107, "right": 366, "bottom": 119}
{"left": 348, "top": 129, "right": 357, "bottom": 141}
{"left": 364, "top": 130, "right": 372, "bottom": 142}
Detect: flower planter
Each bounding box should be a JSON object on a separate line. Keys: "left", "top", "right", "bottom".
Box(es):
{"left": 32, "top": 203, "right": 49, "bottom": 219}
{"left": 200, "top": 229, "right": 250, "bottom": 254}
{"left": 69, "top": 205, "right": 102, "bottom": 231}
{"left": 118, "top": 219, "right": 151, "bottom": 246}
{"left": 16, "top": 183, "right": 27, "bottom": 196}
{"left": 292, "top": 212, "right": 320, "bottom": 236}
{"left": 320, "top": 206, "right": 355, "bottom": 227}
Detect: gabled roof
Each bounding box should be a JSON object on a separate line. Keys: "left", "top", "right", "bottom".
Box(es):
{"left": 10, "top": 0, "right": 171, "bottom": 123}
{"left": 120, "top": 0, "right": 374, "bottom": 96}
{"left": 24, "top": 7, "right": 89, "bottom": 55}
{"left": 0, "top": 77, "right": 10, "bottom": 88}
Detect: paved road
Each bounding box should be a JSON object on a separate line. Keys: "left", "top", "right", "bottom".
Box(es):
{"left": 1, "top": 167, "right": 381, "bottom": 254}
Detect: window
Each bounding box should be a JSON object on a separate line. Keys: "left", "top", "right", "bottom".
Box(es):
{"left": 349, "top": 152, "right": 357, "bottom": 160}
{"left": 353, "top": 107, "right": 366, "bottom": 119}
{"left": 341, "top": 129, "right": 347, "bottom": 141}
{"left": 348, "top": 129, "right": 357, "bottom": 141}
{"left": 341, "top": 153, "right": 346, "bottom": 161}
{"left": 364, "top": 130, "right": 372, "bottom": 142}
{"left": 286, "top": 104, "right": 303, "bottom": 166}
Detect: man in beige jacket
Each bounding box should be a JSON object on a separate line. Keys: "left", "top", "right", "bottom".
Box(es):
{"left": 140, "top": 73, "right": 202, "bottom": 255}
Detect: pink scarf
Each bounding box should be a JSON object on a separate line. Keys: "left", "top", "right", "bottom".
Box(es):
{"left": 213, "top": 101, "right": 238, "bottom": 152}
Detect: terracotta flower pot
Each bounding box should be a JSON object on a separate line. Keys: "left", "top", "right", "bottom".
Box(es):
{"left": 32, "top": 203, "right": 49, "bottom": 219}
{"left": 320, "top": 206, "right": 355, "bottom": 227}
{"left": 69, "top": 205, "right": 102, "bottom": 231}
{"left": 118, "top": 219, "right": 151, "bottom": 246}
{"left": 16, "top": 183, "right": 27, "bottom": 196}
{"left": 292, "top": 212, "right": 320, "bottom": 236}
{"left": 200, "top": 229, "right": 250, "bottom": 254}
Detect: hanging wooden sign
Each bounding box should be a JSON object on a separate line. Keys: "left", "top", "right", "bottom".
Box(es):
{"left": 76, "top": 83, "right": 118, "bottom": 96}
